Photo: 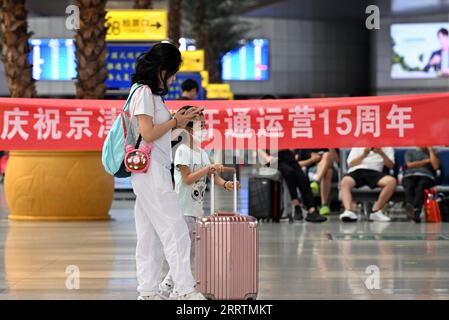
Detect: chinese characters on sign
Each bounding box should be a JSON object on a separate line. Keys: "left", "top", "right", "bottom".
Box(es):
{"left": 1, "top": 107, "right": 118, "bottom": 142}
{"left": 0, "top": 104, "right": 414, "bottom": 148}
{"left": 218, "top": 105, "right": 414, "bottom": 140}
{"left": 179, "top": 50, "right": 205, "bottom": 72}
{"left": 7, "top": 89, "right": 449, "bottom": 150}
{"left": 106, "top": 44, "right": 151, "bottom": 89}
{"left": 105, "top": 10, "right": 168, "bottom": 41}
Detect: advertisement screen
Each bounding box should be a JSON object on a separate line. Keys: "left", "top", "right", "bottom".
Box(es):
{"left": 221, "top": 39, "right": 269, "bottom": 81}
{"left": 391, "top": 23, "right": 449, "bottom": 79}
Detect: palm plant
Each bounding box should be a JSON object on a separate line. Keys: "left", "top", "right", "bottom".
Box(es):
{"left": 75, "top": 0, "right": 108, "bottom": 99}
{"left": 133, "top": 0, "right": 153, "bottom": 9}
{"left": 168, "top": 0, "right": 182, "bottom": 46}
{"left": 183, "top": 0, "right": 255, "bottom": 83}
{"left": 0, "top": 0, "right": 35, "bottom": 97}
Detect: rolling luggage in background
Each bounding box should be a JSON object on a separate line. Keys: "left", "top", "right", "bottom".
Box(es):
{"left": 248, "top": 168, "right": 283, "bottom": 222}
{"left": 195, "top": 168, "right": 259, "bottom": 300}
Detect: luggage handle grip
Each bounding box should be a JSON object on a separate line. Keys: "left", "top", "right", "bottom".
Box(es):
{"left": 221, "top": 167, "right": 236, "bottom": 174}
{"left": 213, "top": 212, "right": 237, "bottom": 217}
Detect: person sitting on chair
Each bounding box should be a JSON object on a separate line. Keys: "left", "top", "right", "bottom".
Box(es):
{"left": 403, "top": 146, "right": 440, "bottom": 223}
{"left": 339, "top": 148, "right": 396, "bottom": 223}
{"left": 276, "top": 149, "right": 328, "bottom": 223}
{"left": 297, "top": 149, "right": 339, "bottom": 216}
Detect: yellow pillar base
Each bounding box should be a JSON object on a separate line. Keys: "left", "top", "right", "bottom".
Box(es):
{"left": 4, "top": 151, "right": 114, "bottom": 221}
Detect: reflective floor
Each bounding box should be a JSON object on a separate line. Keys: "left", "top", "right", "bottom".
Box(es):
{"left": 1, "top": 183, "right": 449, "bottom": 300}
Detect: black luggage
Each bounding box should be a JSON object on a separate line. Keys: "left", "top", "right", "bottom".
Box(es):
{"left": 248, "top": 176, "right": 282, "bottom": 222}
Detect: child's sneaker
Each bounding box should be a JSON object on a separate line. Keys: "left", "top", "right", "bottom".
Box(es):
{"left": 137, "top": 293, "right": 165, "bottom": 300}
{"left": 158, "top": 277, "right": 174, "bottom": 299}
{"left": 170, "top": 290, "right": 207, "bottom": 300}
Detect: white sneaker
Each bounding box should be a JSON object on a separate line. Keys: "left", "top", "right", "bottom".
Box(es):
{"left": 158, "top": 278, "right": 174, "bottom": 299}
{"left": 339, "top": 210, "right": 358, "bottom": 222}
{"left": 369, "top": 210, "right": 391, "bottom": 222}
{"left": 137, "top": 293, "right": 165, "bottom": 300}
{"left": 170, "top": 290, "right": 207, "bottom": 300}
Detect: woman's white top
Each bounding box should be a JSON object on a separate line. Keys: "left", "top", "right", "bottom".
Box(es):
{"left": 129, "top": 84, "right": 172, "bottom": 167}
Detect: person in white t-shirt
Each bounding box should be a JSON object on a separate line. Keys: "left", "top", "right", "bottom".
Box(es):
{"left": 159, "top": 106, "right": 241, "bottom": 299}
{"left": 339, "top": 147, "right": 396, "bottom": 223}
{"left": 129, "top": 43, "right": 205, "bottom": 300}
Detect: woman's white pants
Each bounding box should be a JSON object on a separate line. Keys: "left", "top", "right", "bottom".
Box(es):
{"left": 131, "top": 160, "right": 196, "bottom": 296}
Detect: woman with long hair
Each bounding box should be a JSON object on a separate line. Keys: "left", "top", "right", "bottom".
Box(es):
{"left": 129, "top": 42, "right": 205, "bottom": 300}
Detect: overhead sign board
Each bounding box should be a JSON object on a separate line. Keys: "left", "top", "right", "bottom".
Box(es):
{"left": 179, "top": 50, "right": 205, "bottom": 72}
{"left": 106, "top": 10, "right": 168, "bottom": 41}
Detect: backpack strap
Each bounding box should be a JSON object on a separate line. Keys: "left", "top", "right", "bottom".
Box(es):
{"left": 121, "top": 114, "right": 142, "bottom": 148}
{"left": 122, "top": 83, "right": 158, "bottom": 148}
{"left": 123, "top": 83, "right": 143, "bottom": 112}
{"left": 121, "top": 84, "right": 142, "bottom": 144}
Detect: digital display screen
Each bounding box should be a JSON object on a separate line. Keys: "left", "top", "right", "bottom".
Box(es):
{"left": 391, "top": 23, "right": 449, "bottom": 79}
{"left": 29, "top": 39, "right": 152, "bottom": 89}
{"left": 221, "top": 39, "right": 269, "bottom": 81}
{"left": 29, "top": 39, "right": 77, "bottom": 81}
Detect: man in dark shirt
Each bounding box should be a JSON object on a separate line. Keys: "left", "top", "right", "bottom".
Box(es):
{"left": 403, "top": 147, "right": 440, "bottom": 222}
{"left": 424, "top": 28, "right": 449, "bottom": 76}
{"left": 277, "top": 149, "right": 327, "bottom": 223}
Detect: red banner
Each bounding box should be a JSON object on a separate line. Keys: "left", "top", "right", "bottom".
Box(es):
{"left": 1, "top": 93, "right": 449, "bottom": 151}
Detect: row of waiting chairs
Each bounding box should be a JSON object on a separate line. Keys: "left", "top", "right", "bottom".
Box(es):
{"left": 281, "top": 148, "right": 449, "bottom": 217}
{"left": 341, "top": 148, "right": 449, "bottom": 207}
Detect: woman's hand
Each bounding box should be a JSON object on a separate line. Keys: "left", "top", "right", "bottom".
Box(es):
{"left": 208, "top": 164, "right": 224, "bottom": 174}
{"left": 224, "top": 180, "right": 241, "bottom": 192}
{"left": 174, "top": 107, "right": 203, "bottom": 128}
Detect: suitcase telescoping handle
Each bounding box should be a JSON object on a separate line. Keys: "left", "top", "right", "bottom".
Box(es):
{"left": 210, "top": 167, "right": 237, "bottom": 216}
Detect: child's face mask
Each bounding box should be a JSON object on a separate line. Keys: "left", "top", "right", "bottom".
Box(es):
{"left": 192, "top": 119, "right": 206, "bottom": 142}
{"left": 192, "top": 129, "right": 208, "bottom": 142}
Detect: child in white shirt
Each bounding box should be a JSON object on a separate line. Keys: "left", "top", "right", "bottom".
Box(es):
{"left": 159, "top": 106, "right": 240, "bottom": 298}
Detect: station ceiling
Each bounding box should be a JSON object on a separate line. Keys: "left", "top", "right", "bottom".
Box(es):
{"left": 24, "top": 0, "right": 449, "bottom": 20}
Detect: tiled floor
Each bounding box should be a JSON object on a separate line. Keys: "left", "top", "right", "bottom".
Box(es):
{"left": 1, "top": 182, "right": 449, "bottom": 300}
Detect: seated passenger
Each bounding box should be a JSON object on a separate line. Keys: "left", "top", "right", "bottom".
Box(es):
{"left": 340, "top": 148, "right": 396, "bottom": 223}
{"left": 277, "top": 149, "right": 327, "bottom": 223}
{"left": 403, "top": 147, "right": 440, "bottom": 223}
{"left": 297, "top": 149, "right": 339, "bottom": 216}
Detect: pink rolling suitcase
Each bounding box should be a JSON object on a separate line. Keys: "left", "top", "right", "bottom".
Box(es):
{"left": 195, "top": 167, "right": 259, "bottom": 300}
